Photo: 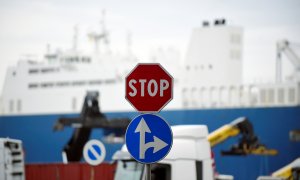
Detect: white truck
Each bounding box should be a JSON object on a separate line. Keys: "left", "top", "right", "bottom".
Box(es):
{"left": 113, "top": 125, "right": 233, "bottom": 180}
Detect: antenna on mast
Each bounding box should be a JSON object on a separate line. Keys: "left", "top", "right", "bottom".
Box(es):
{"left": 73, "top": 25, "right": 78, "bottom": 51}
{"left": 47, "top": 44, "right": 51, "bottom": 54}
{"left": 127, "top": 31, "right": 132, "bottom": 56}
{"left": 101, "top": 10, "right": 109, "bottom": 45}
{"left": 88, "top": 9, "right": 109, "bottom": 53}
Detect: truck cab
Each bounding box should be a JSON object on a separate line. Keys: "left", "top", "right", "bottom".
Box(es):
{"left": 113, "top": 125, "right": 220, "bottom": 180}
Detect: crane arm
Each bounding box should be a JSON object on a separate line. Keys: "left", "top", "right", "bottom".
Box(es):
{"left": 208, "top": 117, "right": 278, "bottom": 156}
{"left": 277, "top": 40, "right": 300, "bottom": 68}
{"left": 53, "top": 91, "right": 130, "bottom": 162}
{"left": 272, "top": 158, "right": 300, "bottom": 180}
{"left": 208, "top": 124, "right": 239, "bottom": 147}
{"left": 276, "top": 40, "right": 300, "bottom": 82}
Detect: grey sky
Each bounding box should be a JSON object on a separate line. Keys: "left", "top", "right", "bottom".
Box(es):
{"left": 0, "top": 0, "right": 300, "bottom": 86}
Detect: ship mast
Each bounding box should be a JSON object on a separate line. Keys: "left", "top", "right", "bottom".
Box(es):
{"left": 127, "top": 31, "right": 132, "bottom": 57}
{"left": 88, "top": 10, "right": 109, "bottom": 54}
{"left": 72, "top": 25, "right": 78, "bottom": 51}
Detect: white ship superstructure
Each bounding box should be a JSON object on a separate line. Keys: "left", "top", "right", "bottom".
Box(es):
{"left": 1, "top": 19, "right": 300, "bottom": 116}
{"left": 1, "top": 19, "right": 300, "bottom": 180}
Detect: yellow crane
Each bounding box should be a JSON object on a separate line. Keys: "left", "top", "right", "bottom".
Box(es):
{"left": 271, "top": 158, "right": 300, "bottom": 180}
{"left": 208, "top": 117, "right": 278, "bottom": 155}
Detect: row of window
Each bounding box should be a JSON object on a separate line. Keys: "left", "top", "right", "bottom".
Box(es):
{"left": 9, "top": 100, "right": 22, "bottom": 113}
{"left": 28, "top": 79, "right": 116, "bottom": 89}
{"left": 186, "top": 64, "right": 213, "bottom": 71}
{"left": 8, "top": 97, "right": 77, "bottom": 113}
{"left": 29, "top": 68, "right": 59, "bottom": 74}
{"left": 61, "top": 56, "right": 91, "bottom": 63}
{"left": 182, "top": 86, "right": 297, "bottom": 107}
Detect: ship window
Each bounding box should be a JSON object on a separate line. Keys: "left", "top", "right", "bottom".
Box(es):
{"left": 239, "top": 86, "right": 246, "bottom": 105}
{"left": 288, "top": 88, "right": 295, "bottom": 103}
{"left": 260, "top": 89, "right": 266, "bottom": 104}
{"left": 210, "top": 87, "right": 218, "bottom": 107}
{"left": 41, "top": 68, "right": 56, "bottom": 73}
{"left": 268, "top": 89, "right": 274, "bottom": 104}
{"left": 237, "top": 50, "right": 241, "bottom": 59}
{"left": 28, "top": 83, "right": 38, "bottom": 89}
{"left": 89, "top": 80, "right": 102, "bottom": 85}
{"left": 72, "top": 81, "right": 86, "bottom": 86}
{"left": 202, "top": 88, "right": 210, "bottom": 107}
{"left": 41, "top": 83, "right": 54, "bottom": 88}
{"left": 278, "top": 88, "right": 284, "bottom": 103}
{"left": 230, "top": 49, "right": 241, "bottom": 60}
{"left": 82, "top": 57, "right": 91, "bottom": 63}
{"left": 229, "top": 86, "right": 239, "bottom": 106}
{"left": 105, "top": 79, "right": 116, "bottom": 84}
{"left": 182, "top": 88, "right": 188, "bottom": 107}
{"left": 220, "top": 87, "right": 227, "bottom": 106}
{"left": 199, "top": 88, "right": 204, "bottom": 106}
{"left": 56, "top": 82, "right": 70, "bottom": 87}
{"left": 250, "top": 87, "right": 259, "bottom": 105}
{"left": 17, "top": 99, "right": 21, "bottom": 112}
{"left": 9, "top": 100, "right": 14, "bottom": 113}
{"left": 231, "top": 33, "right": 241, "bottom": 44}
{"left": 29, "top": 69, "right": 39, "bottom": 74}
{"left": 191, "top": 87, "right": 198, "bottom": 106}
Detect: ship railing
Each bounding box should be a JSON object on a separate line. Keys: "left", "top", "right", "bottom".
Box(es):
{"left": 182, "top": 82, "right": 300, "bottom": 108}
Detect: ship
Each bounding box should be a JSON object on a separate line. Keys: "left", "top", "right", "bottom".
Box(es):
{"left": 0, "top": 18, "right": 299, "bottom": 180}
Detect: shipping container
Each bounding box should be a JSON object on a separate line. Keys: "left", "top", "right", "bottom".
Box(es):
{"left": 25, "top": 163, "right": 116, "bottom": 180}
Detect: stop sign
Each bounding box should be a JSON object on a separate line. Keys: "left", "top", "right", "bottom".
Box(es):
{"left": 125, "top": 63, "right": 173, "bottom": 113}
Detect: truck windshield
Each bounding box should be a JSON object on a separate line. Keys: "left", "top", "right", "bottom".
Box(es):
{"left": 114, "top": 160, "right": 144, "bottom": 180}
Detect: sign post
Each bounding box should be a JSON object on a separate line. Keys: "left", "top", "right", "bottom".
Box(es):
{"left": 146, "top": 164, "right": 151, "bottom": 180}
{"left": 125, "top": 63, "right": 173, "bottom": 180}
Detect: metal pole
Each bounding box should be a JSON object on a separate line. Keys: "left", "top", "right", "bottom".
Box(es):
{"left": 276, "top": 52, "right": 282, "bottom": 82}
{"left": 146, "top": 164, "right": 151, "bottom": 180}
{"left": 276, "top": 43, "right": 282, "bottom": 83}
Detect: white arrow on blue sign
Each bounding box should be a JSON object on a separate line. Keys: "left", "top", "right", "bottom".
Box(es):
{"left": 83, "top": 139, "right": 106, "bottom": 166}
{"left": 125, "top": 114, "right": 173, "bottom": 164}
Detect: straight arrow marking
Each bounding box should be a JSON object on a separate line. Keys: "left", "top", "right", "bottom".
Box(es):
{"left": 135, "top": 118, "right": 168, "bottom": 159}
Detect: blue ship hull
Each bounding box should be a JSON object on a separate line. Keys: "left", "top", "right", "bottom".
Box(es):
{"left": 1, "top": 106, "right": 300, "bottom": 180}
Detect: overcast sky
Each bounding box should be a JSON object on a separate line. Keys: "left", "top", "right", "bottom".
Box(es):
{"left": 0, "top": 0, "right": 300, "bottom": 87}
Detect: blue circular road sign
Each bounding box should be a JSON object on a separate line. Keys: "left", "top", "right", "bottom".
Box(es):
{"left": 83, "top": 139, "right": 106, "bottom": 166}
{"left": 125, "top": 114, "right": 173, "bottom": 164}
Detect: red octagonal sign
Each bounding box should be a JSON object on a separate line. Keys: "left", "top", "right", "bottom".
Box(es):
{"left": 125, "top": 63, "right": 173, "bottom": 113}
